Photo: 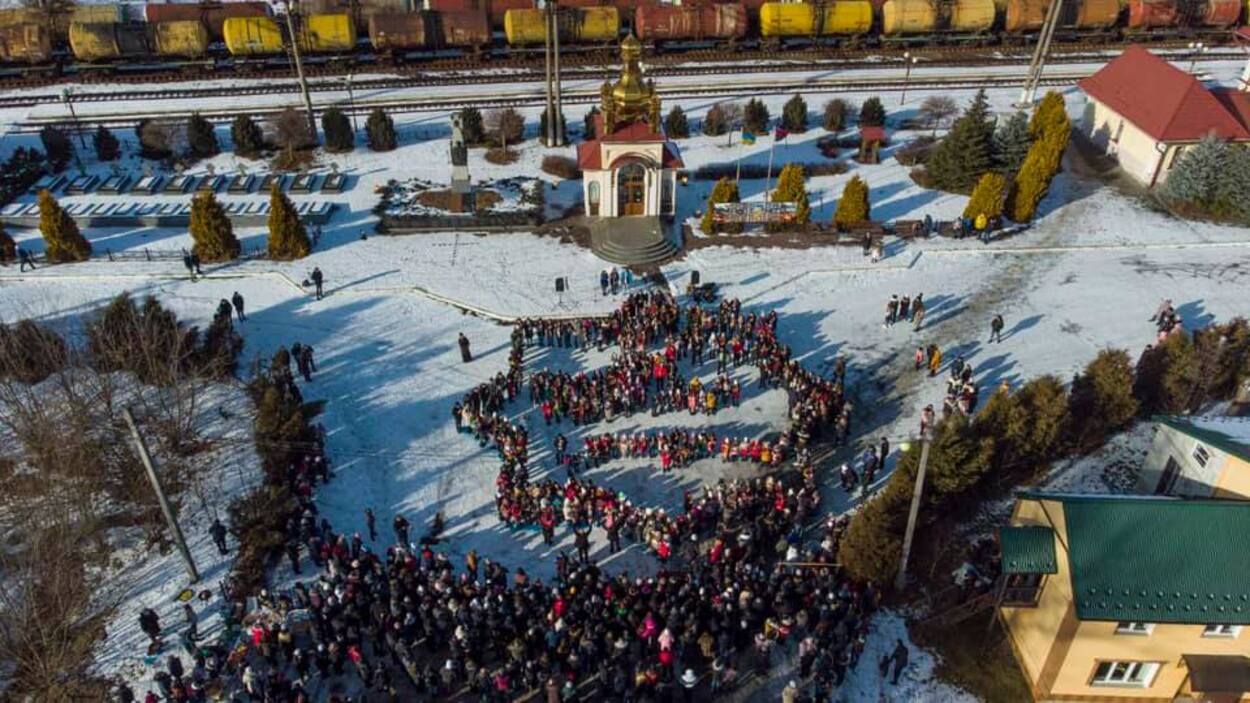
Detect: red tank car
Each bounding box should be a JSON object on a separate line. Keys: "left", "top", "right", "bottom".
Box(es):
{"left": 144, "top": 2, "right": 271, "bottom": 41}
{"left": 1126, "top": 0, "right": 1180, "bottom": 29}
{"left": 425, "top": 0, "right": 534, "bottom": 28}
{"left": 1194, "top": 0, "right": 1241, "bottom": 26}
{"left": 635, "top": 3, "right": 747, "bottom": 41}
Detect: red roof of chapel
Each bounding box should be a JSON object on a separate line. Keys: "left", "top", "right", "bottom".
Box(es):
{"left": 576, "top": 116, "right": 684, "bottom": 171}
{"left": 1077, "top": 46, "right": 1250, "bottom": 142}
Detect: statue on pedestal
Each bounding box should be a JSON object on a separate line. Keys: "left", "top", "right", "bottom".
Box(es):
{"left": 448, "top": 113, "right": 474, "bottom": 212}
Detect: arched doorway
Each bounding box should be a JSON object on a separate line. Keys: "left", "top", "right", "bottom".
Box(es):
{"left": 617, "top": 162, "right": 647, "bottom": 216}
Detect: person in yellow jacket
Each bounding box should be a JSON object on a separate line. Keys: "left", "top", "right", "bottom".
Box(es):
{"left": 704, "top": 391, "right": 717, "bottom": 414}
{"left": 760, "top": 444, "right": 772, "bottom": 465}
{"left": 928, "top": 345, "right": 943, "bottom": 377}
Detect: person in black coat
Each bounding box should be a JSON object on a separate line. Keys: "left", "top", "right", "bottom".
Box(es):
{"left": 209, "top": 518, "right": 229, "bottom": 555}
{"left": 139, "top": 608, "right": 161, "bottom": 644}
{"left": 231, "top": 291, "right": 246, "bottom": 321}
{"left": 458, "top": 333, "right": 472, "bottom": 363}
{"left": 310, "top": 267, "right": 324, "bottom": 300}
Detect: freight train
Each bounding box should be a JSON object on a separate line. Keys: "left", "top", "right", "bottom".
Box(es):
{"left": 0, "top": 0, "right": 1245, "bottom": 66}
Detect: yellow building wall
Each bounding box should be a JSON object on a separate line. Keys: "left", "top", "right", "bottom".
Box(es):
{"left": 1213, "top": 454, "right": 1250, "bottom": 499}
{"left": 1000, "top": 498, "right": 1073, "bottom": 690}
{"left": 1049, "top": 620, "right": 1250, "bottom": 699}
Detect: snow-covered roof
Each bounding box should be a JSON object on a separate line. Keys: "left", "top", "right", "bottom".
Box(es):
{"left": 1156, "top": 415, "right": 1250, "bottom": 462}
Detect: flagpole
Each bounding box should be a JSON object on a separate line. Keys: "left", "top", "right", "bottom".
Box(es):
{"left": 765, "top": 136, "right": 775, "bottom": 200}
{"left": 736, "top": 129, "right": 744, "bottom": 183}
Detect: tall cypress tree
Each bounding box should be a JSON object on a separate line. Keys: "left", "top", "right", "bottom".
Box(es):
{"left": 266, "top": 185, "right": 311, "bottom": 260}
{"left": 366, "top": 108, "right": 397, "bottom": 152}
{"left": 781, "top": 94, "right": 808, "bottom": 133}
{"left": 771, "top": 164, "right": 809, "bottom": 225}
{"left": 834, "top": 175, "right": 870, "bottom": 227}
{"left": 93, "top": 125, "right": 120, "bottom": 162}
{"left": 38, "top": 189, "right": 91, "bottom": 262}
{"left": 40, "top": 126, "right": 73, "bottom": 173}
{"left": 700, "top": 177, "right": 740, "bottom": 234}
{"left": 190, "top": 190, "right": 240, "bottom": 262}
{"left": 664, "top": 106, "right": 689, "bottom": 139}
{"left": 743, "top": 98, "right": 770, "bottom": 134}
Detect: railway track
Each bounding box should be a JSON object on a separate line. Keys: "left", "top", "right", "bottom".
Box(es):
{"left": 10, "top": 69, "right": 1096, "bottom": 131}
{"left": 0, "top": 35, "right": 1238, "bottom": 107}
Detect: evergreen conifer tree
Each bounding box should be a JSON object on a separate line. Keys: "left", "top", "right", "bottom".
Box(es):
{"left": 38, "top": 189, "right": 91, "bottom": 262}
{"left": 781, "top": 94, "right": 808, "bottom": 133}
{"left": 186, "top": 112, "right": 219, "bottom": 158}
{"left": 1133, "top": 333, "right": 1198, "bottom": 415}
{"left": 1212, "top": 145, "right": 1250, "bottom": 223}
{"left": 40, "top": 126, "right": 73, "bottom": 173}
{"left": 963, "top": 172, "right": 1008, "bottom": 220}
{"left": 837, "top": 479, "right": 910, "bottom": 584}
{"left": 189, "top": 190, "right": 240, "bottom": 262}
{"left": 1029, "top": 91, "right": 1069, "bottom": 139}
{"left": 702, "top": 104, "right": 728, "bottom": 137}
{"left": 0, "top": 221, "right": 14, "bottom": 264}
{"left": 1065, "top": 349, "right": 1138, "bottom": 452}
{"left": 771, "top": 164, "right": 809, "bottom": 225}
{"left": 992, "top": 111, "right": 1031, "bottom": 175}
{"left": 366, "top": 108, "right": 398, "bottom": 152}
{"left": 977, "top": 375, "right": 1068, "bottom": 480}
{"left": 93, "top": 125, "right": 120, "bottom": 162}
{"left": 458, "top": 107, "right": 485, "bottom": 145}
{"left": 232, "top": 115, "right": 265, "bottom": 158}
{"left": 743, "top": 98, "right": 770, "bottom": 134}
{"left": 583, "top": 106, "right": 600, "bottom": 140}
{"left": 700, "top": 177, "right": 740, "bottom": 234}
{"left": 834, "top": 175, "right": 870, "bottom": 227}
{"left": 858, "top": 97, "right": 886, "bottom": 128}
{"left": 925, "top": 89, "right": 995, "bottom": 192}
{"left": 266, "top": 185, "right": 311, "bottom": 260}
{"left": 1161, "top": 134, "right": 1227, "bottom": 209}
{"left": 322, "top": 106, "right": 354, "bottom": 153}
{"left": 664, "top": 106, "right": 689, "bottom": 139}
{"left": 822, "top": 99, "right": 849, "bottom": 132}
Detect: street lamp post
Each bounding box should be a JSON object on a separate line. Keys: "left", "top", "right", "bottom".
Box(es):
{"left": 344, "top": 72, "right": 357, "bottom": 132}
{"left": 61, "top": 89, "right": 86, "bottom": 172}
{"left": 1188, "top": 41, "right": 1207, "bottom": 74}
{"left": 900, "top": 53, "right": 918, "bottom": 106}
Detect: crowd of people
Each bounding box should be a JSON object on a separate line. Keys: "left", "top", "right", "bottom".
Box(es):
{"left": 882, "top": 293, "right": 926, "bottom": 331}
{"left": 1150, "top": 298, "right": 1185, "bottom": 341}
{"left": 556, "top": 429, "right": 790, "bottom": 474}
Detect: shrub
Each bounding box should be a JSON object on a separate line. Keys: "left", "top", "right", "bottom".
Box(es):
{"left": 0, "top": 319, "right": 67, "bottom": 384}
{"left": 186, "top": 112, "right": 219, "bottom": 158}
{"left": 322, "top": 106, "right": 354, "bottom": 152}
{"left": 806, "top": 161, "right": 848, "bottom": 177}
{"left": 743, "top": 98, "right": 770, "bottom": 134}
{"left": 458, "top": 107, "right": 485, "bottom": 145}
{"left": 823, "top": 98, "right": 850, "bottom": 132}
{"left": 39, "top": 126, "right": 73, "bottom": 173}
{"left": 485, "top": 147, "right": 519, "bottom": 165}
{"left": 231, "top": 115, "right": 265, "bottom": 158}
{"left": 486, "top": 108, "right": 524, "bottom": 148}
{"left": 894, "top": 136, "right": 937, "bottom": 166}
{"left": 665, "top": 106, "right": 689, "bottom": 139}
{"left": 93, "top": 126, "right": 120, "bottom": 162}
{"left": 136, "top": 120, "right": 173, "bottom": 160}
{"left": 859, "top": 97, "right": 886, "bottom": 128}
{"left": 366, "top": 108, "right": 398, "bottom": 152}
{"left": 541, "top": 155, "right": 580, "bottom": 179}
{"left": 702, "top": 103, "right": 729, "bottom": 137}
{"left": 771, "top": 163, "right": 809, "bottom": 225}
{"left": 781, "top": 94, "right": 808, "bottom": 133}
{"left": 834, "top": 175, "right": 870, "bottom": 228}
{"left": 1132, "top": 333, "right": 1197, "bottom": 415}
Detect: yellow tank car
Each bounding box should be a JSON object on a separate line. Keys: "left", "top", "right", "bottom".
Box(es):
{"left": 153, "top": 20, "right": 209, "bottom": 58}
{"left": 0, "top": 8, "right": 44, "bottom": 27}
{"left": 760, "top": 3, "right": 873, "bottom": 36}
{"left": 0, "top": 22, "right": 53, "bottom": 63}
{"left": 71, "top": 5, "right": 126, "bottom": 25}
{"left": 505, "top": 7, "right": 618, "bottom": 45}
{"left": 69, "top": 22, "right": 151, "bottom": 61}
{"left": 949, "top": 0, "right": 996, "bottom": 32}
{"left": 881, "top": 0, "right": 937, "bottom": 34}
{"left": 300, "top": 13, "right": 356, "bottom": 52}
{"left": 223, "top": 16, "right": 283, "bottom": 55}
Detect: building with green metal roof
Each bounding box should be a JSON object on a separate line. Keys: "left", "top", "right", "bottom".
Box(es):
{"left": 998, "top": 491, "right": 1250, "bottom": 702}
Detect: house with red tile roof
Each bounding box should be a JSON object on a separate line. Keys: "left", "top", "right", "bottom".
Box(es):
{"left": 1078, "top": 46, "right": 1250, "bottom": 188}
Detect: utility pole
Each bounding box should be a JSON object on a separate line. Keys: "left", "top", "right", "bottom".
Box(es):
{"left": 552, "top": 6, "right": 564, "bottom": 146}
{"left": 894, "top": 432, "right": 932, "bottom": 592}
{"left": 123, "top": 408, "right": 200, "bottom": 583}
{"left": 543, "top": 1, "right": 555, "bottom": 147}
{"left": 283, "top": 0, "right": 318, "bottom": 140}
{"left": 1018, "top": 0, "right": 1063, "bottom": 107}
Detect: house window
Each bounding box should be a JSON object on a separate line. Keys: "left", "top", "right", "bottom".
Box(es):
{"left": 1155, "top": 456, "right": 1181, "bottom": 495}
{"left": 1002, "top": 573, "right": 1044, "bottom": 606}
{"left": 587, "top": 181, "right": 600, "bottom": 217}
{"left": 1091, "top": 661, "right": 1159, "bottom": 687}
{"left": 1202, "top": 624, "right": 1242, "bottom": 638}
{"left": 1115, "top": 622, "right": 1154, "bottom": 635}
{"left": 1192, "top": 444, "right": 1210, "bottom": 468}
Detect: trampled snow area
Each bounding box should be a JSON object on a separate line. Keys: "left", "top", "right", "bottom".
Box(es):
{"left": 2, "top": 59, "right": 1250, "bottom": 700}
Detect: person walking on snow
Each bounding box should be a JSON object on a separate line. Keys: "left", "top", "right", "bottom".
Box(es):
{"left": 139, "top": 608, "right": 161, "bottom": 645}
{"left": 231, "top": 291, "right": 246, "bottom": 321}
{"left": 183, "top": 602, "right": 199, "bottom": 642}
{"left": 181, "top": 250, "right": 197, "bottom": 281}
{"left": 458, "top": 333, "right": 472, "bottom": 363}
{"left": 913, "top": 346, "right": 925, "bottom": 371}
{"left": 599, "top": 270, "right": 609, "bottom": 296}
{"left": 891, "top": 639, "right": 909, "bottom": 684}
{"left": 18, "top": 246, "right": 36, "bottom": 272}
{"left": 928, "top": 345, "right": 942, "bottom": 377}
{"left": 912, "top": 294, "right": 926, "bottom": 330}
{"left": 365, "top": 508, "right": 377, "bottom": 542}
{"left": 393, "top": 514, "right": 410, "bottom": 546}
{"left": 310, "top": 267, "right": 324, "bottom": 300}
{"left": 989, "top": 314, "right": 1005, "bottom": 344}
{"left": 209, "top": 517, "right": 228, "bottom": 555}
{"left": 1150, "top": 298, "right": 1173, "bottom": 322}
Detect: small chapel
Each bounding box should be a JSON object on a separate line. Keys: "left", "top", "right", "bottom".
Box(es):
{"left": 577, "top": 34, "right": 684, "bottom": 219}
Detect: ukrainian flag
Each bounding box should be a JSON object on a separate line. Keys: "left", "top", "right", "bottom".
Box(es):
{"left": 742, "top": 131, "right": 755, "bottom": 145}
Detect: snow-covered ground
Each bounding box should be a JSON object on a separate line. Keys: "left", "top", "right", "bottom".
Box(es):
{"left": 2, "top": 55, "right": 1249, "bottom": 700}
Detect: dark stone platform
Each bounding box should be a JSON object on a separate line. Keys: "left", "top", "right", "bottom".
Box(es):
{"left": 589, "top": 216, "right": 681, "bottom": 266}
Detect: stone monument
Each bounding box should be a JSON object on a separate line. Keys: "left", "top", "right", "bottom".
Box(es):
{"left": 449, "top": 113, "right": 473, "bottom": 213}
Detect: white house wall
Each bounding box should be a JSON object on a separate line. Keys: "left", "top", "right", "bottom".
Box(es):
{"left": 1137, "top": 423, "right": 1229, "bottom": 497}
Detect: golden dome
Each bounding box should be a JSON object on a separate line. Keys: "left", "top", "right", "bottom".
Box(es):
{"left": 604, "top": 33, "right": 657, "bottom": 127}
